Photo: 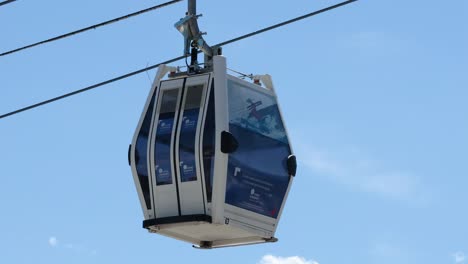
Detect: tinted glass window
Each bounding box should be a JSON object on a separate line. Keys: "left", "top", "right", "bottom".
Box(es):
{"left": 225, "top": 80, "right": 291, "bottom": 219}
{"left": 202, "top": 85, "right": 215, "bottom": 202}
{"left": 135, "top": 94, "right": 156, "bottom": 209}
{"left": 178, "top": 85, "right": 204, "bottom": 182}
{"left": 154, "top": 89, "right": 179, "bottom": 185}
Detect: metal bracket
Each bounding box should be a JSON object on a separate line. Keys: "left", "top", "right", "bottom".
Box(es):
{"left": 252, "top": 74, "right": 275, "bottom": 91}
{"left": 175, "top": 0, "right": 214, "bottom": 71}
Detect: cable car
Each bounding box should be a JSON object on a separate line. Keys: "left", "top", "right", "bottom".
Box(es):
{"left": 128, "top": 3, "right": 296, "bottom": 248}
{"left": 128, "top": 56, "right": 296, "bottom": 248}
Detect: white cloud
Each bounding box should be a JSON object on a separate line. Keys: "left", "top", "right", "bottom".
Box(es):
{"left": 64, "top": 243, "right": 75, "bottom": 249}
{"left": 371, "top": 243, "right": 403, "bottom": 259}
{"left": 48, "top": 237, "right": 58, "bottom": 247}
{"left": 339, "top": 31, "right": 407, "bottom": 57}
{"left": 259, "top": 255, "right": 319, "bottom": 264}
{"left": 47, "top": 236, "right": 97, "bottom": 256}
{"left": 296, "top": 144, "right": 426, "bottom": 203}
{"left": 453, "top": 252, "right": 465, "bottom": 263}
{"left": 368, "top": 242, "right": 412, "bottom": 264}
{"left": 350, "top": 31, "right": 388, "bottom": 49}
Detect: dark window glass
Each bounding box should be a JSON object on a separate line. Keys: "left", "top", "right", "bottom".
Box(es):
{"left": 178, "top": 85, "right": 204, "bottom": 182}
{"left": 154, "top": 89, "right": 179, "bottom": 185}
{"left": 135, "top": 94, "right": 156, "bottom": 209}
{"left": 225, "top": 80, "right": 291, "bottom": 218}
{"left": 202, "top": 85, "right": 215, "bottom": 202}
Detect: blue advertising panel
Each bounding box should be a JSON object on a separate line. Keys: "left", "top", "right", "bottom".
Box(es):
{"left": 135, "top": 94, "right": 156, "bottom": 209}
{"left": 178, "top": 108, "right": 200, "bottom": 182}
{"left": 202, "top": 88, "right": 216, "bottom": 202}
{"left": 154, "top": 113, "right": 174, "bottom": 185}
{"left": 154, "top": 89, "right": 179, "bottom": 186}
{"left": 225, "top": 80, "right": 291, "bottom": 218}
{"left": 177, "top": 85, "right": 204, "bottom": 183}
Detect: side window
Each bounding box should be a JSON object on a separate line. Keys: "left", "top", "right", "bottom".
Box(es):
{"left": 225, "top": 79, "right": 291, "bottom": 218}
{"left": 202, "top": 85, "right": 215, "bottom": 202}
{"left": 178, "top": 85, "right": 204, "bottom": 182}
{"left": 135, "top": 94, "right": 156, "bottom": 209}
{"left": 154, "top": 89, "right": 179, "bottom": 185}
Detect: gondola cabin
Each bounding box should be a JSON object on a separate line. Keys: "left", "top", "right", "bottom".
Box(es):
{"left": 129, "top": 56, "right": 296, "bottom": 248}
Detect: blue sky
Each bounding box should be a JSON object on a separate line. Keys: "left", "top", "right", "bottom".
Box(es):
{"left": 0, "top": 0, "right": 467, "bottom": 263}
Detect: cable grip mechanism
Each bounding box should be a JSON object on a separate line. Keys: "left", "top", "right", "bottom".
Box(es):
{"left": 174, "top": 3, "right": 213, "bottom": 72}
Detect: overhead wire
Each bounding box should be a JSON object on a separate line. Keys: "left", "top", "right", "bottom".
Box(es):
{"left": 0, "top": 0, "right": 359, "bottom": 120}
{"left": 0, "top": 0, "right": 17, "bottom": 7}
{"left": 0, "top": 0, "right": 183, "bottom": 57}
{"left": 216, "top": 0, "right": 358, "bottom": 47}
{"left": 227, "top": 68, "right": 253, "bottom": 79}
{"left": 0, "top": 55, "right": 185, "bottom": 120}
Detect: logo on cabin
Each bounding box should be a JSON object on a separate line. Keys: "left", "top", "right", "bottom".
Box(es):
{"left": 157, "top": 119, "right": 173, "bottom": 134}
{"left": 182, "top": 116, "right": 196, "bottom": 129}
{"left": 247, "top": 99, "right": 263, "bottom": 120}
{"left": 234, "top": 167, "right": 242, "bottom": 177}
